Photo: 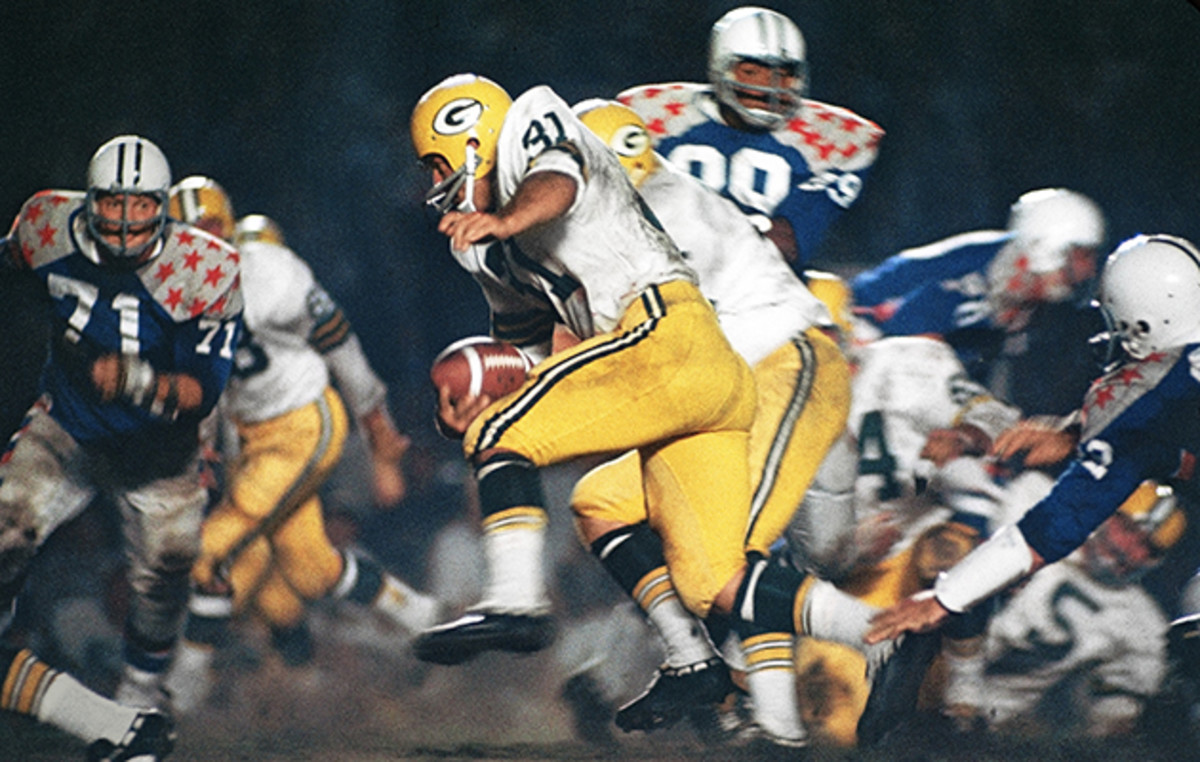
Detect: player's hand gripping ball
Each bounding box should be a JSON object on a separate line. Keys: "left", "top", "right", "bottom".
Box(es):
{"left": 430, "top": 336, "right": 531, "bottom": 404}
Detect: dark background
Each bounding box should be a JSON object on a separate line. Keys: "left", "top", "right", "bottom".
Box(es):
{"left": 4, "top": 0, "right": 1199, "bottom": 443}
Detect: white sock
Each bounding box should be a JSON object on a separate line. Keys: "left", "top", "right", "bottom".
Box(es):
{"left": 644, "top": 590, "right": 718, "bottom": 668}
{"left": 163, "top": 639, "right": 215, "bottom": 715}
{"left": 800, "top": 579, "right": 878, "bottom": 651}
{"left": 39, "top": 671, "right": 139, "bottom": 744}
{"left": 374, "top": 574, "right": 443, "bottom": 632}
{"left": 477, "top": 510, "right": 549, "bottom": 613}
{"left": 747, "top": 667, "right": 807, "bottom": 742}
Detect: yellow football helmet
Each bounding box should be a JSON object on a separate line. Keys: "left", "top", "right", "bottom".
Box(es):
{"left": 1083, "top": 480, "right": 1186, "bottom": 585}
{"left": 234, "top": 214, "right": 286, "bottom": 247}
{"left": 803, "top": 269, "right": 855, "bottom": 337}
{"left": 573, "top": 98, "right": 659, "bottom": 188}
{"left": 169, "top": 175, "right": 236, "bottom": 242}
{"left": 410, "top": 73, "right": 511, "bottom": 214}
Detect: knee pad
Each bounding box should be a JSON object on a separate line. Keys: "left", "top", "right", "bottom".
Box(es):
{"left": 733, "top": 555, "right": 806, "bottom": 634}
{"left": 0, "top": 512, "right": 38, "bottom": 586}
{"left": 589, "top": 522, "right": 665, "bottom": 597}
{"left": 476, "top": 453, "right": 545, "bottom": 519}
{"left": 332, "top": 550, "right": 385, "bottom": 607}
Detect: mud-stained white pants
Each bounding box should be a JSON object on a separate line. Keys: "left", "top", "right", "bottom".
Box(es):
{"left": 0, "top": 400, "right": 205, "bottom": 646}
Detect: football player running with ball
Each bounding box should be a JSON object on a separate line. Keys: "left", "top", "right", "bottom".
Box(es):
{"left": 619, "top": 6, "right": 883, "bottom": 271}
{"left": 408, "top": 75, "right": 911, "bottom": 721}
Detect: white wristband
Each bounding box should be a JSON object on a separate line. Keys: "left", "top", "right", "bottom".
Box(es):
{"left": 933, "top": 523, "right": 1034, "bottom": 613}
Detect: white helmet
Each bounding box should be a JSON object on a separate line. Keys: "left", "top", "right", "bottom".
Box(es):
{"left": 1006, "top": 188, "right": 1106, "bottom": 273}
{"left": 709, "top": 6, "right": 807, "bottom": 130}
{"left": 1097, "top": 234, "right": 1200, "bottom": 360}
{"left": 85, "top": 134, "right": 172, "bottom": 262}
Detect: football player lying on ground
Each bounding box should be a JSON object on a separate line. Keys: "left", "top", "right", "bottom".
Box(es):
{"left": 866, "top": 235, "right": 1200, "bottom": 719}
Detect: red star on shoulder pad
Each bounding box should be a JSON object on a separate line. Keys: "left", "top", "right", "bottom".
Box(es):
{"left": 204, "top": 264, "right": 226, "bottom": 288}
{"left": 1092, "top": 385, "right": 1116, "bottom": 409}
{"left": 206, "top": 239, "right": 223, "bottom": 251}
{"left": 188, "top": 298, "right": 209, "bottom": 317}
{"left": 208, "top": 295, "right": 227, "bottom": 315}
{"left": 37, "top": 223, "right": 57, "bottom": 246}
{"left": 1143, "top": 351, "right": 1168, "bottom": 364}
{"left": 644, "top": 87, "right": 663, "bottom": 99}
{"left": 184, "top": 250, "right": 203, "bottom": 271}
{"left": 175, "top": 230, "right": 196, "bottom": 247}
{"left": 164, "top": 287, "right": 183, "bottom": 311}
{"left": 155, "top": 261, "right": 176, "bottom": 283}
{"left": 1117, "top": 367, "right": 1143, "bottom": 385}
{"left": 25, "top": 203, "right": 44, "bottom": 225}
{"left": 225, "top": 250, "right": 240, "bottom": 264}
{"left": 665, "top": 101, "right": 685, "bottom": 116}
{"left": 49, "top": 195, "right": 68, "bottom": 206}
{"left": 646, "top": 118, "right": 667, "bottom": 135}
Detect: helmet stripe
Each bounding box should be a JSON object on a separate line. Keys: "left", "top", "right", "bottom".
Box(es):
{"left": 133, "top": 139, "right": 144, "bottom": 185}
{"left": 115, "top": 141, "right": 126, "bottom": 186}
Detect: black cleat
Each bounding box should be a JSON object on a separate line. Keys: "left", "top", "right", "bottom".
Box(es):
{"left": 856, "top": 630, "right": 941, "bottom": 747}
{"left": 412, "top": 611, "right": 556, "bottom": 665}
{"left": 86, "top": 710, "right": 176, "bottom": 761}
{"left": 616, "top": 657, "right": 738, "bottom": 733}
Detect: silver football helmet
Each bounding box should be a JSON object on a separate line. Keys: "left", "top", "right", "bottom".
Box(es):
{"left": 1006, "top": 188, "right": 1106, "bottom": 273}
{"left": 708, "top": 6, "right": 807, "bottom": 130}
{"left": 1096, "top": 234, "right": 1200, "bottom": 360}
{"left": 85, "top": 135, "right": 172, "bottom": 263}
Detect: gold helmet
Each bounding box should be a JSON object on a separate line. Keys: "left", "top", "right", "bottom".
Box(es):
{"left": 573, "top": 98, "right": 659, "bottom": 188}
{"left": 803, "top": 269, "right": 855, "bottom": 337}
{"left": 234, "top": 214, "right": 286, "bottom": 247}
{"left": 1083, "top": 480, "right": 1186, "bottom": 585}
{"left": 410, "top": 73, "right": 511, "bottom": 214}
{"left": 168, "top": 175, "right": 236, "bottom": 241}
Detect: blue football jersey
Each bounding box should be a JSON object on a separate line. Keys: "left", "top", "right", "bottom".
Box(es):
{"left": 619, "top": 83, "right": 882, "bottom": 270}
{"left": 1017, "top": 346, "right": 1200, "bottom": 563}
{"left": 4, "top": 190, "right": 243, "bottom": 443}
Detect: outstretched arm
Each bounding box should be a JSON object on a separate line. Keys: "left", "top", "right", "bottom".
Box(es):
{"left": 866, "top": 524, "right": 1045, "bottom": 644}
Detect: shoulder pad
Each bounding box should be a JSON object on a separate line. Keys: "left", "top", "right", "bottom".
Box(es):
{"left": 143, "top": 222, "right": 243, "bottom": 322}
{"left": 777, "top": 98, "right": 884, "bottom": 172}
{"left": 1080, "top": 349, "right": 1181, "bottom": 439}
{"left": 617, "top": 82, "right": 714, "bottom": 143}
{"left": 13, "top": 191, "right": 86, "bottom": 268}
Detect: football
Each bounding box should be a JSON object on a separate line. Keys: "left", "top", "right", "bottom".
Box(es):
{"left": 430, "top": 336, "right": 531, "bottom": 402}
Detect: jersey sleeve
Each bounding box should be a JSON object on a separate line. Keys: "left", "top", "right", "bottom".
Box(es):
{"left": 1016, "top": 375, "right": 1186, "bottom": 563}
{"left": 172, "top": 272, "right": 243, "bottom": 420}
{"left": 498, "top": 86, "right": 589, "bottom": 213}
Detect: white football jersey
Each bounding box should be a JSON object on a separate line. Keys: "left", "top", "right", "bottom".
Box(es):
{"left": 846, "top": 335, "right": 1020, "bottom": 550}
{"left": 637, "top": 157, "right": 831, "bottom": 366}
{"left": 224, "top": 241, "right": 384, "bottom": 423}
{"left": 982, "top": 559, "right": 1168, "bottom": 731}
{"left": 451, "top": 85, "right": 695, "bottom": 344}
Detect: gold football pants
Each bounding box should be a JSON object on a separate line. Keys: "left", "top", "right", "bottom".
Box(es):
{"left": 194, "top": 387, "right": 348, "bottom": 627}
{"left": 465, "top": 281, "right": 757, "bottom": 616}
{"left": 568, "top": 322, "right": 848, "bottom": 612}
